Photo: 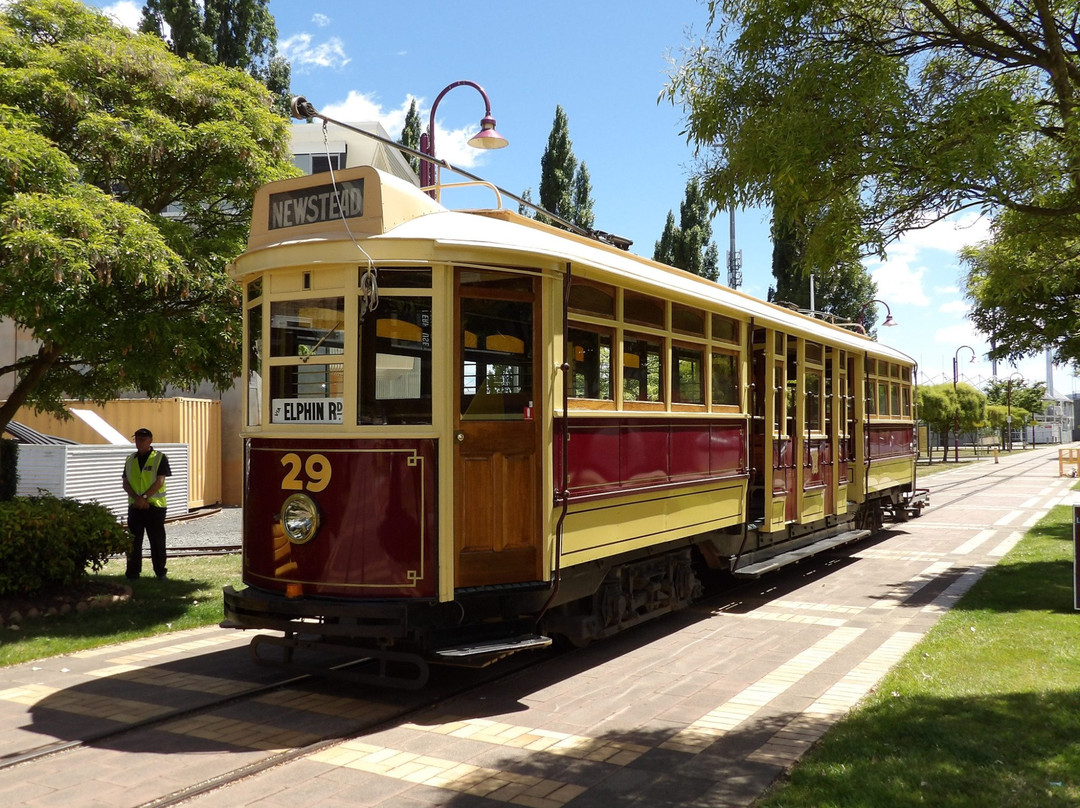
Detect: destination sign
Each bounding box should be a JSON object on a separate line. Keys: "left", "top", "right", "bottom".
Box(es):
{"left": 272, "top": 397, "right": 344, "bottom": 424}
{"left": 268, "top": 179, "right": 364, "bottom": 230}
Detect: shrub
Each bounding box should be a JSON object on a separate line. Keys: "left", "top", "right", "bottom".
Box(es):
{"left": 0, "top": 495, "right": 130, "bottom": 597}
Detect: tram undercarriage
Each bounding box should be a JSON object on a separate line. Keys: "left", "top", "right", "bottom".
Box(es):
{"left": 223, "top": 491, "right": 927, "bottom": 688}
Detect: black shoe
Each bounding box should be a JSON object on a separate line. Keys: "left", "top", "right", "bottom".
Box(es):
{"left": 156, "top": 573, "right": 167, "bottom": 581}
{"left": 126, "top": 575, "right": 139, "bottom": 580}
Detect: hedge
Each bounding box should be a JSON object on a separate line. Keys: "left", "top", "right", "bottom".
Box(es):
{"left": 0, "top": 495, "right": 130, "bottom": 597}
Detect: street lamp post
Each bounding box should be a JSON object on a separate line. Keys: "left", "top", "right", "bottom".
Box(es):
{"left": 1006, "top": 372, "right": 1024, "bottom": 452}
{"left": 857, "top": 299, "right": 898, "bottom": 333}
{"left": 419, "top": 80, "right": 508, "bottom": 200}
{"left": 952, "top": 345, "right": 976, "bottom": 462}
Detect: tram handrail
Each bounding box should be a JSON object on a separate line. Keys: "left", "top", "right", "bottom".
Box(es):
{"left": 431, "top": 179, "right": 505, "bottom": 209}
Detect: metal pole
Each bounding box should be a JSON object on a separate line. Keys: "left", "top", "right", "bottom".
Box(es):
{"left": 1007, "top": 381, "right": 1012, "bottom": 453}
{"left": 953, "top": 355, "right": 960, "bottom": 462}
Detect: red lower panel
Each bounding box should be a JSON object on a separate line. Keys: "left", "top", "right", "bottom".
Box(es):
{"left": 554, "top": 417, "right": 747, "bottom": 500}
{"left": 244, "top": 438, "right": 437, "bottom": 598}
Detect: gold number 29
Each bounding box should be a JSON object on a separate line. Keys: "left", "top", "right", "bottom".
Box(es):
{"left": 280, "top": 453, "right": 332, "bottom": 493}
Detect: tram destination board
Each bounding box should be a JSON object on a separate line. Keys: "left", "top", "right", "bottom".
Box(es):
{"left": 269, "top": 179, "right": 363, "bottom": 230}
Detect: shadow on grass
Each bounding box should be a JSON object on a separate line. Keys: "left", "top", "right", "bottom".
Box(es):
{"left": 1, "top": 573, "right": 214, "bottom": 646}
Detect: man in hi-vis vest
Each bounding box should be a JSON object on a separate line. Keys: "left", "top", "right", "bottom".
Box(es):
{"left": 122, "top": 428, "right": 172, "bottom": 580}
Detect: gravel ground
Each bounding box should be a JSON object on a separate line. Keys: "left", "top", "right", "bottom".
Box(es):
{"left": 165, "top": 506, "right": 242, "bottom": 548}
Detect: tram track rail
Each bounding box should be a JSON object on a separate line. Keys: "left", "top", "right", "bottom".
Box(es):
{"left": 0, "top": 638, "right": 554, "bottom": 808}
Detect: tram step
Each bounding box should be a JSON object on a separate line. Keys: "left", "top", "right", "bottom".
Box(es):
{"left": 732, "top": 529, "right": 871, "bottom": 579}
{"left": 434, "top": 633, "right": 552, "bottom": 659}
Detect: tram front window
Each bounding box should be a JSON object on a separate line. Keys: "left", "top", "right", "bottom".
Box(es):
{"left": 359, "top": 297, "right": 433, "bottom": 424}
{"left": 268, "top": 297, "right": 345, "bottom": 424}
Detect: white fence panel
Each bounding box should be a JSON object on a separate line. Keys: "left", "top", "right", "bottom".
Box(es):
{"left": 16, "top": 443, "right": 189, "bottom": 521}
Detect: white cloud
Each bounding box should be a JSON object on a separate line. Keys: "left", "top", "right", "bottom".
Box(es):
{"left": 933, "top": 322, "right": 984, "bottom": 348}
{"left": 897, "top": 210, "right": 992, "bottom": 253}
{"left": 312, "top": 14, "right": 331, "bottom": 27}
{"left": 320, "top": 92, "right": 492, "bottom": 170}
{"left": 867, "top": 211, "right": 993, "bottom": 308}
{"left": 99, "top": 1, "right": 142, "bottom": 30}
{"left": 279, "top": 33, "right": 350, "bottom": 71}
{"left": 868, "top": 254, "right": 931, "bottom": 306}
{"left": 938, "top": 300, "right": 969, "bottom": 315}
{"left": 321, "top": 90, "right": 385, "bottom": 122}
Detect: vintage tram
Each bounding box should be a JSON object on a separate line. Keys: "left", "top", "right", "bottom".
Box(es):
{"left": 222, "top": 145, "right": 926, "bottom": 686}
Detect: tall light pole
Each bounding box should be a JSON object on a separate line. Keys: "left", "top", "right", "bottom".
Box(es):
{"left": 419, "top": 80, "right": 508, "bottom": 200}
{"left": 952, "top": 345, "right": 976, "bottom": 461}
{"left": 1006, "top": 372, "right": 1024, "bottom": 452}
{"left": 857, "top": 299, "right": 898, "bottom": 334}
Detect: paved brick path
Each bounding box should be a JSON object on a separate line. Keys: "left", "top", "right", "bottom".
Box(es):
{"left": 0, "top": 444, "right": 1074, "bottom": 808}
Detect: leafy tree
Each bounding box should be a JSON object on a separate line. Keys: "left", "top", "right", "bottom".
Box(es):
{"left": 0, "top": 0, "right": 297, "bottom": 434}
{"left": 399, "top": 98, "right": 421, "bottom": 176}
{"left": 769, "top": 197, "right": 878, "bottom": 327}
{"left": 703, "top": 241, "right": 720, "bottom": 283}
{"left": 983, "top": 378, "right": 1046, "bottom": 416}
{"left": 139, "top": 0, "right": 291, "bottom": 117}
{"left": 955, "top": 382, "right": 987, "bottom": 436}
{"left": 517, "top": 187, "right": 536, "bottom": 219}
{"left": 572, "top": 162, "right": 595, "bottom": 230}
{"left": 917, "top": 384, "right": 957, "bottom": 464}
{"left": 538, "top": 105, "right": 577, "bottom": 226}
{"left": 654, "top": 179, "right": 720, "bottom": 281}
{"left": 654, "top": 211, "right": 678, "bottom": 265}
{"left": 963, "top": 212, "right": 1080, "bottom": 367}
{"left": 673, "top": 178, "right": 713, "bottom": 278}
{"left": 664, "top": 0, "right": 1080, "bottom": 367}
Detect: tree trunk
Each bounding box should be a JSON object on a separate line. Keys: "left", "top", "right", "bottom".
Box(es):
{"left": 0, "top": 343, "right": 63, "bottom": 434}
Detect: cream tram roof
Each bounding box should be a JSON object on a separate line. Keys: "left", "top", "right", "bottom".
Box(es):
{"left": 236, "top": 166, "right": 914, "bottom": 366}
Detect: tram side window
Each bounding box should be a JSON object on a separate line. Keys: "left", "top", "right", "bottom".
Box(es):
{"left": 461, "top": 298, "right": 534, "bottom": 419}
{"left": 623, "top": 334, "right": 663, "bottom": 403}
{"left": 712, "top": 350, "right": 739, "bottom": 408}
{"left": 359, "top": 297, "right": 432, "bottom": 424}
{"left": 568, "top": 326, "right": 613, "bottom": 401}
{"left": 269, "top": 297, "right": 346, "bottom": 424}
{"left": 806, "top": 371, "right": 823, "bottom": 432}
{"left": 672, "top": 344, "right": 704, "bottom": 405}
{"left": 568, "top": 280, "right": 615, "bottom": 318}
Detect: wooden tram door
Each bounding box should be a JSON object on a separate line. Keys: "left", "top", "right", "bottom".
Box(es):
{"left": 453, "top": 269, "right": 543, "bottom": 588}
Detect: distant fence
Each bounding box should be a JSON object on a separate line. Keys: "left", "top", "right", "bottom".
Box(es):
{"left": 16, "top": 443, "right": 189, "bottom": 520}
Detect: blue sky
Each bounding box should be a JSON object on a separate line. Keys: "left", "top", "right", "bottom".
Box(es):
{"left": 93, "top": 0, "right": 1075, "bottom": 397}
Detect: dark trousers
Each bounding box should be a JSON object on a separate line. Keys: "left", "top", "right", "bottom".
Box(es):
{"left": 126, "top": 506, "right": 168, "bottom": 578}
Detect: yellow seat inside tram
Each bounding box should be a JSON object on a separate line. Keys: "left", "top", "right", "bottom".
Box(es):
{"left": 376, "top": 318, "right": 422, "bottom": 342}
{"left": 485, "top": 334, "right": 524, "bottom": 354}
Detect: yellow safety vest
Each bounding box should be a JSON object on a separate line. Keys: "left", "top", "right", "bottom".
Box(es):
{"left": 126, "top": 450, "right": 167, "bottom": 508}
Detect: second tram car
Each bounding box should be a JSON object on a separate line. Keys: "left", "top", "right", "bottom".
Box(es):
{"left": 223, "top": 155, "right": 926, "bottom": 686}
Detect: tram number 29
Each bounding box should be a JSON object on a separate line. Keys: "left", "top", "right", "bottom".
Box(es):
{"left": 280, "top": 453, "right": 332, "bottom": 493}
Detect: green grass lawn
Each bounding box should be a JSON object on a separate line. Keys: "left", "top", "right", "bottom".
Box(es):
{"left": 756, "top": 504, "right": 1080, "bottom": 807}
{"left": 0, "top": 555, "right": 242, "bottom": 666}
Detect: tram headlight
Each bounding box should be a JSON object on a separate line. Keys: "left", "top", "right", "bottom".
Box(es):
{"left": 281, "top": 493, "right": 320, "bottom": 545}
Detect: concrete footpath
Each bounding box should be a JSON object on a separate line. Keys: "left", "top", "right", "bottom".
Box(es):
{"left": 0, "top": 445, "right": 1076, "bottom": 808}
